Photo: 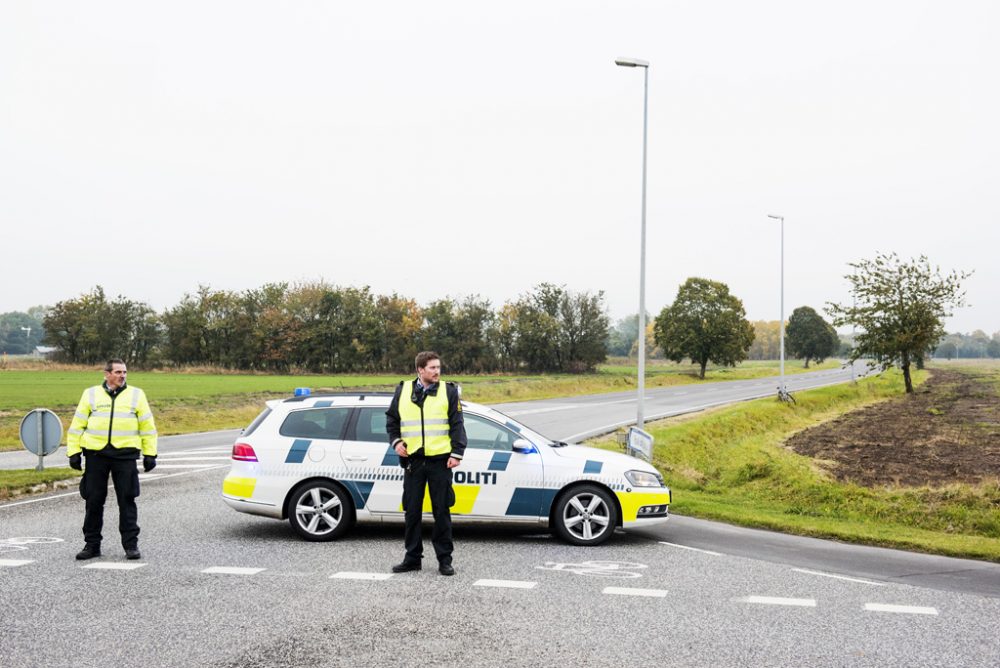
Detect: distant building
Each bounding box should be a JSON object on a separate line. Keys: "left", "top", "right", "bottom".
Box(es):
{"left": 33, "top": 346, "right": 57, "bottom": 358}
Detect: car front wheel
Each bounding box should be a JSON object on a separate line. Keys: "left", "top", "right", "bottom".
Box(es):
{"left": 288, "top": 481, "right": 354, "bottom": 541}
{"left": 552, "top": 484, "right": 617, "bottom": 546}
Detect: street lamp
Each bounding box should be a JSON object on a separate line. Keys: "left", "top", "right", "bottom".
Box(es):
{"left": 615, "top": 57, "right": 649, "bottom": 429}
{"left": 20, "top": 326, "right": 31, "bottom": 355}
{"left": 766, "top": 214, "right": 787, "bottom": 399}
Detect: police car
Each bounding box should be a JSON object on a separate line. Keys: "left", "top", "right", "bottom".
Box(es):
{"left": 221, "top": 391, "right": 671, "bottom": 546}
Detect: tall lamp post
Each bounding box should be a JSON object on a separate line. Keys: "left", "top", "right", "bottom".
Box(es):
{"left": 766, "top": 214, "right": 786, "bottom": 399}
{"left": 20, "top": 326, "right": 31, "bottom": 355}
{"left": 615, "top": 57, "right": 649, "bottom": 429}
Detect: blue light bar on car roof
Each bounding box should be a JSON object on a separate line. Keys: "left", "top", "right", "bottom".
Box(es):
{"left": 294, "top": 387, "right": 311, "bottom": 397}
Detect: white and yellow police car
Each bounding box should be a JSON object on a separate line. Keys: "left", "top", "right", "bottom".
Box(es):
{"left": 222, "top": 391, "right": 671, "bottom": 546}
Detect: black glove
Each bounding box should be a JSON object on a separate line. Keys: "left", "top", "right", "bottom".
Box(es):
{"left": 69, "top": 453, "right": 82, "bottom": 471}
{"left": 143, "top": 455, "right": 156, "bottom": 473}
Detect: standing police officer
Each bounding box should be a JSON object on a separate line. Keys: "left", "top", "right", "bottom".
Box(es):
{"left": 386, "top": 351, "right": 467, "bottom": 576}
{"left": 67, "top": 359, "right": 158, "bottom": 560}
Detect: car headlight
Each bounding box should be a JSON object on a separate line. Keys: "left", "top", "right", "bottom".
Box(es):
{"left": 624, "top": 470, "right": 664, "bottom": 488}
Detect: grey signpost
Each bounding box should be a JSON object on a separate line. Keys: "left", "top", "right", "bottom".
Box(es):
{"left": 19, "top": 409, "right": 64, "bottom": 471}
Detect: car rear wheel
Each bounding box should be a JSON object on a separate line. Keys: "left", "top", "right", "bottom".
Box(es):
{"left": 552, "top": 484, "right": 617, "bottom": 546}
{"left": 288, "top": 481, "right": 354, "bottom": 541}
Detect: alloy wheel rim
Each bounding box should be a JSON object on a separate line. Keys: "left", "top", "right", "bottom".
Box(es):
{"left": 295, "top": 487, "right": 342, "bottom": 535}
{"left": 563, "top": 493, "right": 610, "bottom": 541}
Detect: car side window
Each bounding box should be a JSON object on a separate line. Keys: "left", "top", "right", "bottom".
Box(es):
{"left": 463, "top": 414, "right": 519, "bottom": 451}
{"left": 279, "top": 408, "right": 351, "bottom": 440}
{"left": 354, "top": 408, "right": 390, "bottom": 444}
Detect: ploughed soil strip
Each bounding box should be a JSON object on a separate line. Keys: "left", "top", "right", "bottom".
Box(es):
{"left": 787, "top": 368, "right": 1000, "bottom": 487}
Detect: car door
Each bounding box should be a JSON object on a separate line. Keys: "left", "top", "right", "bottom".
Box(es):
{"left": 457, "top": 411, "right": 546, "bottom": 519}
{"left": 340, "top": 406, "right": 406, "bottom": 514}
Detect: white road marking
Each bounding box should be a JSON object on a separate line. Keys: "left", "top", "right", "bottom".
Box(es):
{"left": 0, "top": 559, "right": 35, "bottom": 567}
{"left": 474, "top": 579, "right": 537, "bottom": 589}
{"left": 152, "top": 456, "right": 232, "bottom": 461}
{"left": 163, "top": 449, "right": 233, "bottom": 455}
{"left": 737, "top": 596, "right": 817, "bottom": 607}
{"left": 865, "top": 603, "right": 938, "bottom": 615}
{"left": 202, "top": 566, "right": 265, "bottom": 575}
{"left": 792, "top": 568, "right": 885, "bottom": 586}
{"left": 82, "top": 562, "right": 147, "bottom": 570}
{"left": 330, "top": 572, "right": 393, "bottom": 581}
{"left": 151, "top": 464, "right": 223, "bottom": 469}
{"left": 505, "top": 405, "right": 575, "bottom": 417}
{"left": 659, "top": 541, "right": 722, "bottom": 556}
{"left": 0, "top": 466, "right": 229, "bottom": 510}
{"left": 602, "top": 586, "right": 668, "bottom": 598}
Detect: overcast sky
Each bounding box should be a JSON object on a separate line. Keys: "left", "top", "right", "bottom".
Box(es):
{"left": 2, "top": 1, "right": 996, "bottom": 334}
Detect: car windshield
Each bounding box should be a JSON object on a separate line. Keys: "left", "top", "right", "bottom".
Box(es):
{"left": 476, "top": 406, "right": 553, "bottom": 447}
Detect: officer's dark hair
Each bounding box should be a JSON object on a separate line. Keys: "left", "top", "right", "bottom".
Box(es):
{"left": 105, "top": 358, "right": 127, "bottom": 372}
{"left": 414, "top": 351, "right": 440, "bottom": 371}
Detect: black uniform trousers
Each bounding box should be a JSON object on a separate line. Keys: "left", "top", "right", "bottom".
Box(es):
{"left": 81, "top": 455, "right": 141, "bottom": 549}
{"left": 401, "top": 456, "right": 454, "bottom": 566}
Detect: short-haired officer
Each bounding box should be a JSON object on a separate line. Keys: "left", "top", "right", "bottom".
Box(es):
{"left": 385, "top": 351, "right": 467, "bottom": 575}
{"left": 67, "top": 359, "right": 158, "bottom": 560}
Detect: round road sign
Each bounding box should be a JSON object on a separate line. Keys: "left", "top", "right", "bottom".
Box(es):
{"left": 19, "top": 409, "right": 64, "bottom": 456}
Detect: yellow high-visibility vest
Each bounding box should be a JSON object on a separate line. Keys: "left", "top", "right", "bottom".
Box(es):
{"left": 398, "top": 381, "right": 452, "bottom": 457}
{"left": 66, "top": 384, "right": 158, "bottom": 457}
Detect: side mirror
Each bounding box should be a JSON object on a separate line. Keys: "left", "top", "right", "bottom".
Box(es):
{"left": 512, "top": 439, "right": 537, "bottom": 454}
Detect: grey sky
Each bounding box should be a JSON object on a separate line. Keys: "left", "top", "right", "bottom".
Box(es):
{"left": 2, "top": 1, "right": 996, "bottom": 334}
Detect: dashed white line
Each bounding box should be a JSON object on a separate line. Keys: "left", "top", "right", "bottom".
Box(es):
{"left": 474, "top": 579, "right": 537, "bottom": 589}
{"left": 201, "top": 566, "right": 265, "bottom": 575}
{"left": 865, "top": 603, "right": 938, "bottom": 615}
{"left": 0, "top": 559, "right": 35, "bottom": 567}
{"left": 737, "top": 596, "right": 817, "bottom": 607}
{"left": 792, "top": 568, "right": 885, "bottom": 586}
{"left": 330, "top": 572, "right": 393, "bottom": 581}
{"left": 151, "top": 464, "right": 224, "bottom": 469}
{"left": 82, "top": 562, "right": 148, "bottom": 570}
{"left": 603, "top": 586, "right": 668, "bottom": 598}
{"left": 658, "top": 541, "right": 722, "bottom": 556}
{"left": 154, "top": 456, "right": 232, "bottom": 461}
{"left": 0, "top": 466, "right": 229, "bottom": 510}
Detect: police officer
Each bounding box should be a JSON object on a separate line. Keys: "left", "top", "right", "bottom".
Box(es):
{"left": 386, "top": 351, "right": 467, "bottom": 576}
{"left": 67, "top": 359, "right": 158, "bottom": 560}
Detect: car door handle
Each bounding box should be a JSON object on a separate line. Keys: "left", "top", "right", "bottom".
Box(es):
{"left": 345, "top": 456, "right": 369, "bottom": 461}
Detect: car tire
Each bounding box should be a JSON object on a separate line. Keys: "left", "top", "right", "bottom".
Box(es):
{"left": 552, "top": 484, "right": 617, "bottom": 546}
{"left": 288, "top": 481, "right": 354, "bottom": 542}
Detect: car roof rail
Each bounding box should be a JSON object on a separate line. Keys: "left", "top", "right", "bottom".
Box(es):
{"left": 282, "top": 391, "right": 396, "bottom": 403}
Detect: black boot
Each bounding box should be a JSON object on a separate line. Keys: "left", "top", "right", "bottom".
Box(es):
{"left": 76, "top": 544, "right": 101, "bottom": 560}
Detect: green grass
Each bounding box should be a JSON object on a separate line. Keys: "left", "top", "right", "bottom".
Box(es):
{"left": 0, "top": 359, "right": 837, "bottom": 451}
{"left": 590, "top": 367, "right": 1000, "bottom": 562}
{"left": 0, "top": 467, "right": 81, "bottom": 500}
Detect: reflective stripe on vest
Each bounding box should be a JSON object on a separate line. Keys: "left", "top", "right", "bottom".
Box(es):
{"left": 398, "top": 380, "right": 452, "bottom": 457}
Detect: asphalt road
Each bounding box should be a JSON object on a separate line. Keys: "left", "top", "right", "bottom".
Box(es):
{"left": 2, "top": 365, "right": 999, "bottom": 667}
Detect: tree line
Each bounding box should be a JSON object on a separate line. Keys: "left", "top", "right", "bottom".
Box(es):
{"left": 38, "top": 283, "right": 610, "bottom": 374}
{"left": 5, "top": 252, "right": 982, "bottom": 390}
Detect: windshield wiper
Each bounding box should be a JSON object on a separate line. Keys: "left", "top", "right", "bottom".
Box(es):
{"left": 549, "top": 440, "right": 569, "bottom": 448}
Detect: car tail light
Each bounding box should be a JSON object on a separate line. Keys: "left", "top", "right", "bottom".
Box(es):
{"left": 232, "top": 442, "right": 259, "bottom": 462}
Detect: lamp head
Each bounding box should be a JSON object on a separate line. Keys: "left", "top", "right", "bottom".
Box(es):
{"left": 615, "top": 58, "right": 649, "bottom": 68}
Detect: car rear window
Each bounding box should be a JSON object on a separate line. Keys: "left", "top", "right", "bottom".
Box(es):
{"left": 242, "top": 407, "right": 272, "bottom": 437}
{"left": 279, "top": 408, "right": 351, "bottom": 440}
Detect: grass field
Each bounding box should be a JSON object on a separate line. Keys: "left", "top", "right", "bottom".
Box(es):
{"left": 0, "top": 358, "right": 838, "bottom": 452}
{"left": 589, "top": 363, "right": 1000, "bottom": 562}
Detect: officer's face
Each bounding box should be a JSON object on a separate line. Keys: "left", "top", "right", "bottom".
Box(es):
{"left": 417, "top": 359, "right": 441, "bottom": 386}
{"left": 105, "top": 363, "right": 127, "bottom": 390}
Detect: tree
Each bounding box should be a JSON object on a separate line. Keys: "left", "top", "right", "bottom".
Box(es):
{"left": 936, "top": 341, "right": 957, "bottom": 360}
{"left": 827, "top": 253, "right": 971, "bottom": 393}
{"left": 606, "top": 314, "right": 640, "bottom": 357}
{"left": 653, "top": 277, "right": 755, "bottom": 379}
{"left": 785, "top": 306, "right": 839, "bottom": 368}
{"left": 0, "top": 310, "right": 45, "bottom": 354}
{"left": 747, "top": 320, "right": 781, "bottom": 360}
